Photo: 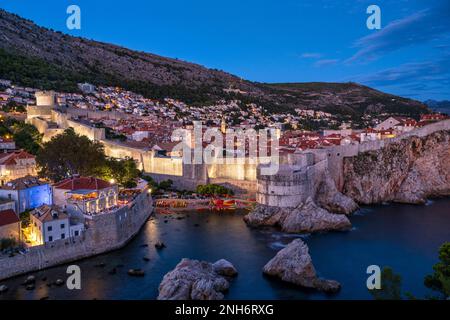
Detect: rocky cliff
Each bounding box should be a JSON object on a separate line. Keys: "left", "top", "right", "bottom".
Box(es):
{"left": 342, "top": 130, "right": 450, "bottom": 204}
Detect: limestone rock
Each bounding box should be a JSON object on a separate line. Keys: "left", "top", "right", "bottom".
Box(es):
{"left": 282, "top": 198, "right": 351, "bottom": 233}
{"left": 343, "top": 130, "right": 450, "bottom": 205}
{"left": 244, "top": 197, "right": 351, "bottom": 233}
{"left": 213, "top": 259, "right": 238, "bottom": 277}
{"left": 157, "top": 258, "right": 237, "bottom": 300}
{"left": 315, "top": 173, "right": 359, "bottom": 214}
{"left": 263, "top": 239, "right": 340, "bottom": 293}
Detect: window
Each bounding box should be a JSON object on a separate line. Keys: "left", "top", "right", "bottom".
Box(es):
{"left": 74, "top": 230, "right": 79, "bottom": 236}
{"left": 47, "top": 226, "right": 52, "bottom": 232}
{"left": 48, "top": 236, "right": 53, "bottom": 242}
{"left": 60, "top": 223, "right": 65, "bottom": 229}
{"left": 61, "top": 233, "right": 65, "bottom": 239}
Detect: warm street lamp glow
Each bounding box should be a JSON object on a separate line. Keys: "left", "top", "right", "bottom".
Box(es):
{"left": 109, "top": 178, "right": 115, "bottom": 184}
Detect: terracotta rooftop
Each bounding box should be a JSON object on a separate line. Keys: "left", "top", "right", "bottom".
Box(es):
{"left": 31, "top": 205, "right": 68, "bottom": 223}
{"left": 0, "top": 150, "right": 35, "bottom": 166}
{"left": 0, "top": 175, "right": 47, "bottom": 190}
{"left": 0, "top": 209, "right": 19, "bottom": 227}
{"left": 53, "top": 176, "right": 113, "bottom": 191}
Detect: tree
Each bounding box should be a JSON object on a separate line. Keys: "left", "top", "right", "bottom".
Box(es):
{"left": 3, "top": 101, "right": 26, "bottom": 113}
{"left": 19, "top": 210, "right": 31, "bottom": 228}
{"left": 158, "top": 179, "right": 173, "bottom": 191}
{"left": 424, "top": 242, "right": 450, "bottom": 299}
{"left": 369, "top": 266, "right": 403, "bottom": 300}
{"left": 36, "top": 128, "right": 106, "bottom": 181}
{"left": 196, "top": 184, "right": 234, "bottom": 196}
{"left": 368, "top": 244, "right": 450, "bottom": 300}
{"left": 10, "top": 122, "right": 42, "bottom": 154}
{"left": 0, "top": 118, "right": 42, "bottom": 154}
{"left": 0, "top": 238, "right": 20, "bottom": 251}
{"left": 99, "top": 157, "right": 140, "bottom": 187}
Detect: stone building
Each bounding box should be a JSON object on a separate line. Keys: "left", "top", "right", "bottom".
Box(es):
{"left": 0, "top": 176, "right": 52, "bottom": 214}
{"left": 0, "top": 150, "right": 37, "bottom": 185}
{"left": 52, "top": 176, "right": 118, "bottom": 217}
{"left": 0, "top": 209, "right": 20, "bottom": 242}
{"left": 29, "top": 204, "right": 84, "bottom": 245}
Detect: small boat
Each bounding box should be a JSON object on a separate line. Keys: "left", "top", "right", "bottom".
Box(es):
{"left": 127, "top": 269, "right": 145, "bottom": 277}
{"left": 154, "top": 241, "right": 166, "bottom": 249}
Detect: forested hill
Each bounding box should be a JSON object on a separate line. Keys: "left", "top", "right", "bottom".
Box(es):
{"left": 0, "top": 9, "right": 429, "bottom": 117}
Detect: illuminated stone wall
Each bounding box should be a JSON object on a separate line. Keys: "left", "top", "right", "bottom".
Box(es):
{"left": 0, "top": 190, "right": 153, "bottom": 281}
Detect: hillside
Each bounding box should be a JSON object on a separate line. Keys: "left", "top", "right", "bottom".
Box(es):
{"left": 424, "top": 100, "right": 450, "bottom": 114}
{"left": 0, "top": 9, "right": 429, "bottom": 117}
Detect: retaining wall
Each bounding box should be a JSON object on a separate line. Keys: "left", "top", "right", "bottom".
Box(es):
{"left": 0, "top": 191, "right": 153, "bottom": 281}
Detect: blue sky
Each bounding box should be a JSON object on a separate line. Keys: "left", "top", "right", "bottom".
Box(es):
{"left": 1, "top": 0, "right": 449, "bottom": 100}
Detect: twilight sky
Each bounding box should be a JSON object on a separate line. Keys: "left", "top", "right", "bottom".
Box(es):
{"left": 1, "top": 0, "right": 449, "bottom": 100}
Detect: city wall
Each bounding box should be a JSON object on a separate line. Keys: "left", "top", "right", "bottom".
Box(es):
{"left": 256, "top": 119, "right": 450, "bottom": 207}
{"left": 28, "top": 99, "right": 450, "bottom": 199}
{"left": 321, "top": 119, "right": 450, "bottom": 191}
{"left": 66, "top": 107, "right": 139, "bottom": 121}
{"left": 0, "top": 191, "right": 153, "bottom": 281}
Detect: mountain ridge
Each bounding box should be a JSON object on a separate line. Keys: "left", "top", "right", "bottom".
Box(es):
{"left": 0, "top": 9, "right": 429, "bottom": 117}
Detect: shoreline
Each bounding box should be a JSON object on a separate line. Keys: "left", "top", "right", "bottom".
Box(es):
{"left": 0, "top": 190, "right": 154, "bottom": 282}
{"left": 154, "top": 197, "right": 255, "bottom": 214}
{"left": 2, "top": 199, "right": 449, "bottom": 299}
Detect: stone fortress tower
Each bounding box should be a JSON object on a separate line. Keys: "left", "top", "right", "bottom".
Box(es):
{"left": 256, "top": 152, "right": 322, "bottom": 207}
{"left": 26, "top": 91, "right": 56, "bottom": 120}
{"left": 35, "top": 91, "right": 55, "bottom": 107}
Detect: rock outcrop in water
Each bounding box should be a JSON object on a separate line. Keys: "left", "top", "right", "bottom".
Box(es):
{"left": 263, "top": 239, "right": 340, "bottom": 293}
{"left": 157, "top": 258, "right": 237, "bottom": 300}
{"left": 244, "top": 197, "right": 351, "bottom": 233}
{"left": 213, "top": 259, "right": 238, "bottom": 277}
{"left": 315, "top": 173, "right": 359, "bottom": 214}
{"left": 343, "top": 130, "right": 450, "bottom": 204}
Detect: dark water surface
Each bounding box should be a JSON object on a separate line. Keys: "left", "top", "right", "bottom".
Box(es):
{"left": 0, "top": 199, "right": 449, "bottom": 300}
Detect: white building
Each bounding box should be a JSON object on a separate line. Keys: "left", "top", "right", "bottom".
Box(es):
{"left": 131, "top": 130, "right": 150, "bottom": 142}
{"left": 30, "top": 205, "right": 70, "bottom": 244}
{"left": 375, "top": 117, "right": 402, "bottom": 131}
{"left": 52, "top": 176, "right": 118, "bottom": 217}
{"left": 78, "top": 82, "right": 96, "bottom": 94}
{"left": 30, "top": 205, "right": 85, "bottom": 245}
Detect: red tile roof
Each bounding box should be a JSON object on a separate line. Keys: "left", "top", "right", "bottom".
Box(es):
{"left": 0, "top": 209, "right": 19, "bottom": 227}
{"left": 31, "top": 205, "right": 68, "bottom": 223}
{"left": 0, "top": 176, "right": 47, "bottom": 190}
{"left": 53, "top": 176, "right": 112, "bottom": 191}
{"left": 0, "top": 150, "right": 35, "bottom": 166}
